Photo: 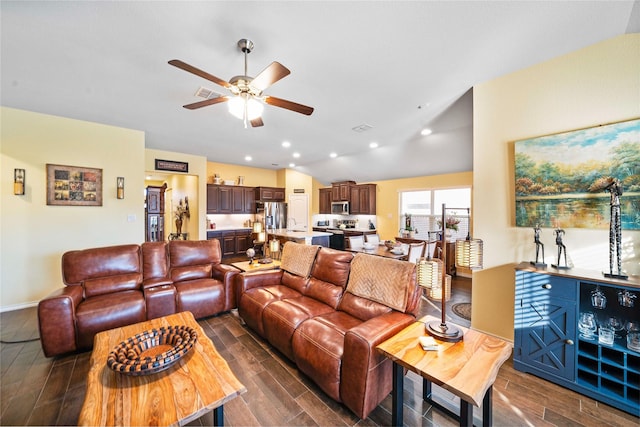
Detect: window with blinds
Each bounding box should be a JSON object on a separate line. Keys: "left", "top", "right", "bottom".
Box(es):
{"left": 400, "top": 188, "right": 471, "bottom": 241}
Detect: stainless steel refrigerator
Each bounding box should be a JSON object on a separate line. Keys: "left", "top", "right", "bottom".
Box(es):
{"left": 261, "top": 202, "right": 287, "bottom": 230}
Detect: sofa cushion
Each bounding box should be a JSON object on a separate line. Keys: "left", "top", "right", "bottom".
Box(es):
{"left": 174, "top": 278, "right": 225, "bottom": 319}
{"left": 141, "top": 241, "right": 169, "bottom": 282}
{"left": 345, "top": 254, "right": 415, "bottom": 312}
{"left": 62, "top": 244, "right": 142, "bottom": 285}
{"left": 292, "top": 311, "right": 363, "bottom": 401}
{"left": 83, "top": 273, "right": 142, "bottom": 298}
{"left": 304, "top": 248, "right": 353, "bottom": 308}
{"left": 75, "top": 290, "right": 146, "bottom": 349}
{"left": 171, "top": 264, "right": 212, "bottom": 283}
{"left": 263, "top": 296, "right": 334, "bottom": 360}
{"left": 338, "top": 292, "right": 393, "bottom": 322}
{"left": 169, "top": 239, "right": 221, "bottom": 267}
{"left": 280, "top": 242, "right": 320, "bottom": 278}
{"left": 237, "top": 285, "right": 302, "bottom": 337}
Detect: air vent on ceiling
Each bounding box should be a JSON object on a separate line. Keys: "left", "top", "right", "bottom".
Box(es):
{"left": 352, "top": 123, "right": 373, "bottom": 132}
{"left": 194, "top": 86, "right": 220, "bottom": 99}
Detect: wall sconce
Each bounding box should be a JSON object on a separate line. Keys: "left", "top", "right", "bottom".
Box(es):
{"left": 116, "top": 177, "right": 124, "bottom": 199}
{"left": 14, "top": 169, "right": 25, "bottom": 195}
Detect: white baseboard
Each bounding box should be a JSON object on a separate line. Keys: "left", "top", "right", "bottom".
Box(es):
{"left": 0, "top": 301, "right": 38, "bottom": 313}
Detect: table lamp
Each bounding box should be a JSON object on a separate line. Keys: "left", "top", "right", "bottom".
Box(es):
{"left": 423, "top": 204, "right": 483, "bottom": 342}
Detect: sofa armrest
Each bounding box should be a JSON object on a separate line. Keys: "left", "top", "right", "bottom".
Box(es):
{"left": 37, "top": 285, "right": 84, "bottom": 357}
{"left": 212, "top": 263, "right": 241, "bottom": 311}
{"left": 341, "top": 311, "right": 416, "bottom": 418}
{"left": 236, "top": 269, "right": 284, "bottom": 293}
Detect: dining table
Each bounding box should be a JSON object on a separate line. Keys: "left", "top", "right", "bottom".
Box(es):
{"left": 346, "top": 245, "right": 407, "bottom": 260}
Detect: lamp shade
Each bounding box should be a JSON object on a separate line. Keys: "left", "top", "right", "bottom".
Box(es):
{"left": 228, "top": 95, "right": 264, "bottom": 120}
{"left": 416, "top": 257, "right": 443, "bottom": 289}
{"left": 455, "top": 238, "right": 484, "bottom": 270}
{"left": 253, "top": 221, "right": 263, "bottom": 233}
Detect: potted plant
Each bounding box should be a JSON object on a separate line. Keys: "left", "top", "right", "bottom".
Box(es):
{"left": 438, "top": 215, "right": 460, "bottom": 238}
{"left": 401, "top": 213, "right": 418, "bottom": 238}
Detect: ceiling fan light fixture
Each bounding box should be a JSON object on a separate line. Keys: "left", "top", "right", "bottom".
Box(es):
{"left": 228, "top": 95, "right": 263, "bottom": 121}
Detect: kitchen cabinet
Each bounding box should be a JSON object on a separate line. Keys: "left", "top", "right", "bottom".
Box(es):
{"left": 255, "top": 186, "right": 285, "bottom": 202}
{"left": 206, "top": 229, "right": 252, "bottom": 258}
{"left": 207, "top": 185, "right": 256, "bottom": 214}
{"left": 206, "top": 185, "right": 219, "bottom": 213}
{"left": 332, "top": 181, "right": 354, "bottom": 201}
{"left": 350, "top": 183, "right": 376, "bottom": 215}
{"left": 319, "top": 188, "right": 332, "bottom": 214}
{"left": 514, "top": 264, "right": 639, "bottom": 417}
{"left": 145, "top": 184, "right": 166, "bottom": 242}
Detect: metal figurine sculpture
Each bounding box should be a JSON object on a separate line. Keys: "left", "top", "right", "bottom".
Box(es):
{"left": 589, "top": 177, "right": 627, "bottom": 279}
{"left": 531, "top": 223, "right": 546, "bottom": 266}
{"left": 552, "top": 227, "right": 569, "bottom": 269}
{"left": 604, "top": 178, "right": 626, "bottom": 278}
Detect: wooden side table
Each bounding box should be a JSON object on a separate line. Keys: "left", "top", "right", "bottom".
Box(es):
{"left": 377, "top": 315, "right": 512, "bottom": 426}
{"left": 231, "top": 259, "right": 281, "bottom": 273}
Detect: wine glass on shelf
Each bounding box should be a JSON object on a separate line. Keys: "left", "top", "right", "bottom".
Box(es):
{"left": 578, "top": 312, "right": 598, "bottom": 340}
{"left": 607, "top": 316, "right": 625, "bottom": 338}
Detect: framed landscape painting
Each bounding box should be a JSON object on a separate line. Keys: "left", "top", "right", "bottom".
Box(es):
{"left": 46, "top": 164, "right": 103, "bottom": 206}
{"left": 514, "top": 118, "right": 640, "bottom": 230}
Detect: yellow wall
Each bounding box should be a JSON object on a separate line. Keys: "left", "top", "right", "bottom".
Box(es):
{"left": 206, "top": 162, "right": 278, "bottom": 187}
{"left": 370, "top": 172, "right": 473, "bottom": 240}
{"left": 1, "top": 107, "right": 146, "bottom": 310}
{"left": 473, "top": 34, "right": 640, "bottom": 340}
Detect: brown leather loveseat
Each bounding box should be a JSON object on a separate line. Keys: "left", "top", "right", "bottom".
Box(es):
{"left": 38, "top": 239, "right": 238, "bottom": 357}
{"left": 236, "top": 242, "right": 420, "bottom": 419}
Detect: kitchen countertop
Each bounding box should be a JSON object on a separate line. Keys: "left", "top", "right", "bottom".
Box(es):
{"left": 313, "top": 226, "right": 377, "bottom": 233}
{"left": 269, "top": 229, "right": 332, "bottom": 239}
{"left": 206, "top": 227, "right": 252, "bottom": 232}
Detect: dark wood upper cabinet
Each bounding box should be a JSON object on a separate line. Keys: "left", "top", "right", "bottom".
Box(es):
{"left": 206, "top": 185, "right": 220, "bottom": 213}
{"left": 319, "top": 188, "right": 332, "bottom": 214}
{"left": 331, "top": 181, "right": 355, "bottom": 201}
{"left": 351, "top": 183, "right": 376, "bottom": 215}
{"left": 218, "top": 186, "right": 233, "bottom": 213}
{"left": 207, "top": 184, "right": 256, "bottom": 214}
{"left": 255, "top": 186, "right": 285, "bottom": 202}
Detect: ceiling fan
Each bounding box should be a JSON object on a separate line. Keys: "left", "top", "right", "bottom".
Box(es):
{"left": 169, "top": 39, "right": 314, "bottom": 128}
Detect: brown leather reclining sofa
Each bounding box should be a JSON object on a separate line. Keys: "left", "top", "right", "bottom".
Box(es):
{"left": 236, "top": 242, "right": 420, "bottom": 419}
{"left": 38, "top": 239, "right": 238, "bottom": 357}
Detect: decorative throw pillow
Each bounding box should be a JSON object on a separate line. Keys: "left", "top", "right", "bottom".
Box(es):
{"left": 345, "top": 253, "right": 415, "bottom": 312}
{"left": 280, "top": 242, "right": 321, "bottom": 278}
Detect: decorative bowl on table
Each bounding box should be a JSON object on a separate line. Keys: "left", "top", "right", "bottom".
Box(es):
{"left": 384, "top": 240, "right": 401, "bottom": 250}
{"left": 363, "top": 242, "right": 376, "bottom": 251}
{"left": 106, "top": 325, "right": 198, "bottom": 376}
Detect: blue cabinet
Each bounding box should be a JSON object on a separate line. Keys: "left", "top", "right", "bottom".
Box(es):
{"left": 515, "top": 271, "right": 577, "bottom": 381}
{"left": 514, "top": 265, "right": 639, "bottom": 417}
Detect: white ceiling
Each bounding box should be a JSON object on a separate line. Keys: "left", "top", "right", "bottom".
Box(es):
{"left": 2, "top": 1, "right": 638, "bottom": 185}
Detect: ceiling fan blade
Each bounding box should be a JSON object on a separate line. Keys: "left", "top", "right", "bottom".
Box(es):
{"left": 250, "top": 62, "right": 291, "bottom": 92}
{"left": 168, "top": 59, "right": 231, "bottom": 89}
{"left": 183, "top": 96, "right": 230, "bottom": 110}
{"left": 250, "top": 117, "right": 264, "bottom": 127}
{"left": 264, "top": 96, "right": 314, "bottom": 116}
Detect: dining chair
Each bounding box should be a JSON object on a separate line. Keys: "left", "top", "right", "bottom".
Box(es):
{"left": 365, "top": 234, "right": 380, "bottom": 245}
{"left": 347, "top": 235, "right": 364, "bottom": 250}
{"left": 407, "top": 242, "right": 426, "bottom": 263}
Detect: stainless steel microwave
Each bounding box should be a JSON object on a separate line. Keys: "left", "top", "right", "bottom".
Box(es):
{"left": 331, "top": 201, "right": 349, "bottom": 215}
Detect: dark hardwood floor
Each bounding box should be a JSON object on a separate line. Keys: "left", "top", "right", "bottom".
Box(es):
{"left": 1, "top": 275, "right": 637, "bottom": 426}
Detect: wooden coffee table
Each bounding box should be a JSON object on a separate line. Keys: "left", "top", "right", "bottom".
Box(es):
{"left": 377, "top": 315, "right": 512, "bottom": 426}
{"left": 78, "top": 311, "right": 246, "bottom": 426}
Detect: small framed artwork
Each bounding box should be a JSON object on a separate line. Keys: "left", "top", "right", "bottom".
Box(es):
{"left": 46, "top": 164, "right": 103, "bottom": 206}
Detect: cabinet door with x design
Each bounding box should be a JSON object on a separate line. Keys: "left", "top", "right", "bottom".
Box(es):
{"left": 515, "top": 272, "right": 578, "bottom": 381}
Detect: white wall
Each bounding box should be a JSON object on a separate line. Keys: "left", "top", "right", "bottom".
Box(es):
{"left": 1, "top": 107, "right": 145, "bottom": 310}
{"left": 472, "top": 34, "right": 640, "bottom": 340}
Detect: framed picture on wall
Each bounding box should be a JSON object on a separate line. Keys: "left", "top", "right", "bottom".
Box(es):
{"left": 46, "top": 164, "right": 103, "bottom": 206}
{"left": 514, "top": 118, "right": 639, "bottom": 230}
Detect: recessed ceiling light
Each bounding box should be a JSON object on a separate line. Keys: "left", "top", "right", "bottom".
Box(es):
{"left": 244, "top": 155, "right": 252, "bottom": 161}
{"left": 369, "top": 142, "right": 378, "bottom": 148}
{"left": 289, "top": 163, "right": 295, "bottom": 168}
{"left": 293, "top": 152, "right": 300, "bottom": 158}
{"left": 330, "top": 152, "right": 337, "bottom": 158}
{"left": 421, "top": 128, "right": 433, "bottom": 136}
{"left": 282, "top": 141, "right": 291, "bottom": 148}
